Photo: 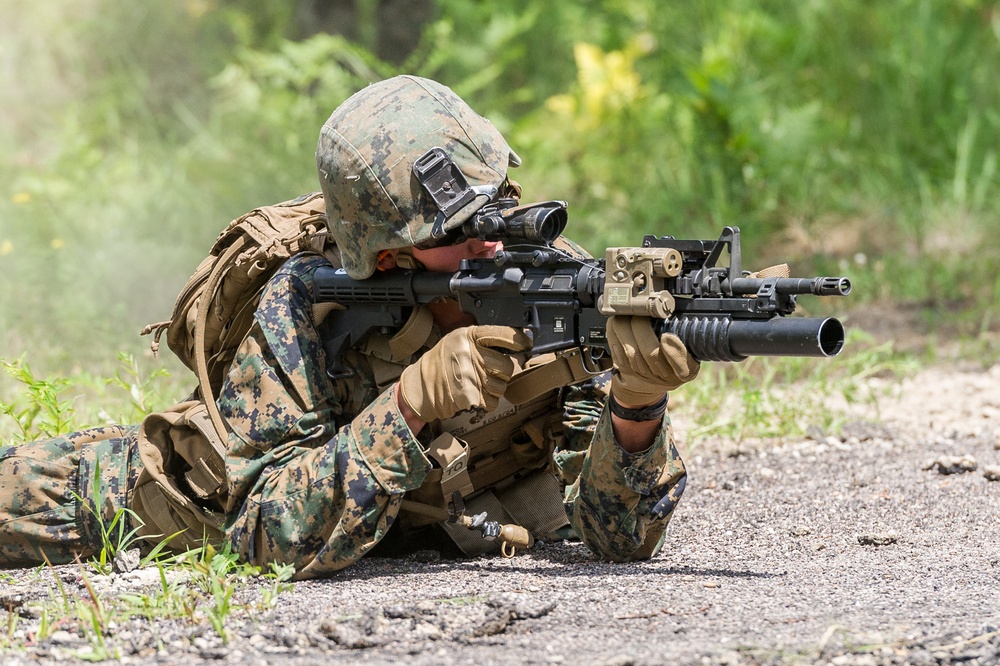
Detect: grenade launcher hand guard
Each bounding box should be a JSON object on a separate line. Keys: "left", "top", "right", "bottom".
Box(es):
{"left": 314, "top": 201, "right": 851, "bottom": 377}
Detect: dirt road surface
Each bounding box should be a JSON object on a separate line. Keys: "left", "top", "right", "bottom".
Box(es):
{"left": 2, "top": 353, "right": 999, "bottom": 665}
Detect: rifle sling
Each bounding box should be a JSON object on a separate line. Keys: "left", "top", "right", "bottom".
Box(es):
{"left": 505, "top": 347, "right": 610, "bottom": 405}
{"left": 194, "top": 237, "right": 247, "bottom": 469}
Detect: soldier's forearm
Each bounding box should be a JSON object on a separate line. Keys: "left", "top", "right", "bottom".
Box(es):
{"left": 610, "top": 414, "right": 661, "bottom": 453}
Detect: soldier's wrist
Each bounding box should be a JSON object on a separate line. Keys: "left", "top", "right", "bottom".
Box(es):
{"left": 394, "top": 382, "right": 428, "bottom": 433}
{"left": 609, "top": 392, "right": 668, "bottom": 422}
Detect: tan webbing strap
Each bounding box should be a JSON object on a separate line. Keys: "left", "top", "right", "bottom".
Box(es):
{"left": 388, "top": 306, "right": 434, "bottom": 361}
{"left": 747, "top": 263, "right": 790, "bottom": 279}
{"left": 399, "top": 498, "right": 449, "bottom": 521}
{"left": 424, "top": 433, "right": 474, "bottom": 499}
{"left": 369, "top": 357, "right": 406, "bottom": 390}
{"left": 505, "top": 347, "right": 610, "bottom": 405}
{"left": 184, "top": 459, "right": 224, "bottom": 499}
{"left": 185, "top": 403, "right": 228, "bottom": 462}
{"left": 194, "top": 236, "right": 247, "bottom": 462}
{"left": 308, "top": 232, "right": 343, "bottom": 270}
{"left": 183, "top": 404, "right": 229, "bottom": 498}
{"left": 740, "top": 264, "right": 791, "bottom": 296}
{"left": 311, "top": 301, "right": 344, "bottom": 327}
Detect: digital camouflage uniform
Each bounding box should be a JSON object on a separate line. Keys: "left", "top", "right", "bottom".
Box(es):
{"left": 0, "top": 75, "right": 689, "bottom": 577}
{"left": 0, "top": 252, "right": 686, "bottom": 575}
{"left": 0, "top": 426, "right": 141, "bottom": 566}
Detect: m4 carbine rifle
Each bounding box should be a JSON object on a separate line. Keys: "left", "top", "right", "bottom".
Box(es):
{"left": 313, "top": 200, "right": 851, "bottom": 377}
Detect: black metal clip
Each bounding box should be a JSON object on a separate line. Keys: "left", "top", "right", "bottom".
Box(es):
{"left": 412, "top": 147, "right": 477, "bottom": 222}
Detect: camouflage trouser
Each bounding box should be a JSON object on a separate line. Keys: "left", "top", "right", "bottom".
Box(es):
{"left": 0, "top": 425, "right": 141, "bottom": 567}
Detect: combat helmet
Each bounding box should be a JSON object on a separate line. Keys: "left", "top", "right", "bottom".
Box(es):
{"left": 317, "top": 75, "right": 521, "bottom": 279}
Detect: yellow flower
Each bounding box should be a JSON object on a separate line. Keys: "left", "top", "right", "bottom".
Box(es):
{"left": 11, "top": 192, "right": 30, "bottom": 204}
{"left": 51, "top": 238, "right": 65, "bottom": 250}
{"left": 545, "top": 41, "right": 648, "bottom": 131}
{"left": 185, "top": 0, "right": 209, "bottom": 18}
{"left": 0, "top": 240, "right": 12, "bottom": 256}
{"left": 545, "top": 93, "right": 577, "bottom": 117}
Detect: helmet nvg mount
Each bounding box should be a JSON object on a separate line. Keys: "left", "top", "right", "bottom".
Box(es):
{"left": 316, "top": 75, "right": 521, "bottom": 279}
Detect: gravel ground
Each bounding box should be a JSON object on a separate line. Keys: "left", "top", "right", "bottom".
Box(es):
{"left": 2, "top": 356, "right": 999, "bottom": 665}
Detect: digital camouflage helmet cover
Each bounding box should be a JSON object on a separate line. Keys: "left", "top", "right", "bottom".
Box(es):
{"left": 317, "top": 75, "right": 522, "bottom": 279}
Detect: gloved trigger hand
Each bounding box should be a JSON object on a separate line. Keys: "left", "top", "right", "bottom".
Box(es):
{"left": 398, "top": 325, "right": 532, "bottom": 423}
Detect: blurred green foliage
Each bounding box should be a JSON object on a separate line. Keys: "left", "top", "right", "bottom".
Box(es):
{"left": 1, "top": 0, "right": 999, "bottom": 390}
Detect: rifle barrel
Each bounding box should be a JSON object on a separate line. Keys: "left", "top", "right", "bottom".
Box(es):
{"left": 728, "top": 276, "right": 851, "bottom": 297}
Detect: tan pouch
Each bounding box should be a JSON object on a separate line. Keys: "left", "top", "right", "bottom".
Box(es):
{"left": 131, "top": 401, "right": 227, "bottom": 551}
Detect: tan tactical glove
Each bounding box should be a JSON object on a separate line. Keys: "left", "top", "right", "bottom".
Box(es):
{"left": 607, "top": 316, "right": 701, "bottom": 406}
{"left": 399, "top": 325, "right": 532, "bottom": 423}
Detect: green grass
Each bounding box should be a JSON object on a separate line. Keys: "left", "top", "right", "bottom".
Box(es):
{"left": 670, "top": 328, "right": 921, "bottom": 449}
{"left": 0, "top": 541, "right": 296, "bottom": 658}
{"left": 0, "top": 354, "right": 189, "bottom": 442}
{"left": 0, "top": 353, "right": 294, "bottom": 655}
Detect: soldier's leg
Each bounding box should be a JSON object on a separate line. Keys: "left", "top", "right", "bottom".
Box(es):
{"left": 0, "top": 424, "right": 140, "bottom": 567}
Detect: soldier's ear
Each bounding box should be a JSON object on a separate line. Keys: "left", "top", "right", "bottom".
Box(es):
{"left": 376, "top": 249, "right": 399, "bottom": 271}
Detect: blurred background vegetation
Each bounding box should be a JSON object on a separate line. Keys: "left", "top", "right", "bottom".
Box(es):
{"left": 1, "top": 0, "right": 999, "bottom": 426}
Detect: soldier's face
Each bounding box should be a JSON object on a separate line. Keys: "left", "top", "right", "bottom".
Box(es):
{"left": 410, "top": 238, "right": 503, "bottom": 272}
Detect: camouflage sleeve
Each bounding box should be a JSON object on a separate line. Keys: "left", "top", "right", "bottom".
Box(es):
{"left": 560, "top": 377, "right": 687, "bottom": 561}
{"left": 218, "top": 254, "right": 432, "bottom": 578}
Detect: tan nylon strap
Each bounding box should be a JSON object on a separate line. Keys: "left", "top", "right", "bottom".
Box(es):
{"left": 747, "top": 263, "right": 790, "bottom": 279}
{"left": 741, "top": 264, "right": 791, "bottom": 296}
{"left": 194, "top": 236, "right": 248, "bottom": 462}
{"left": 469, "top": 450, "right": 525, "bottom": 488}
{"left": 388, "top": 306, "right": 434, "bottom": 361}
{"left": 311, "top": 301, "right": 344, "bottom": 327}
{"left": 183, "top": 404, "right": 228, "bottom": 497}
{"left": 185, "top": 403, "right": 228, "bottom": 463}
{"left": 308, "top": 231, "right": 343, "bottom": 269}
{"left": 184, "top": 458, "right": 224, "bottom": 498}
{"left": 425, "top": 433, "right": 474, "bottom": 498}
{"left": 505, "top": 348, "right": 610, "bottom": 405}
{"left": 399, "top": 498, "right": 449, "bottom": 521}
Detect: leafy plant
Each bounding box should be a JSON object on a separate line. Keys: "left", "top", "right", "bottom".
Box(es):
{"left": 0, "top": 359, "right": 76, "bottom": 443}
{"left": 259, "top": 563, "right": 296, "bottom": 610}
{"left": 72, "top": 460, "right": 176, "bottom": 576}
{"left": 101, "top": 352, "right": 171, "bottom": 424}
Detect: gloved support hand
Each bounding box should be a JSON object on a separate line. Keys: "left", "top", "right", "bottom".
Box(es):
{"left": 607, "top": 316, "right": 700, "bottom": 407}
{"left": 399, "top": 325, "right": 532, "bottom": 423}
